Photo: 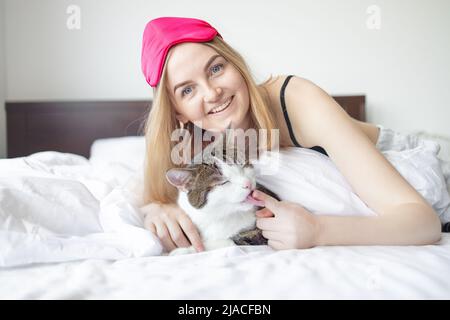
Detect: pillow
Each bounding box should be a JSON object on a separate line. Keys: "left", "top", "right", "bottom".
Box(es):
{"left": 255, "top": 141, "right": 450, "bottom": 224}
{"left": 89, "top": 136, "right": 146, "bottom": 173}
{"left": 378, "top": 125, "right": 450, "bottom": 199}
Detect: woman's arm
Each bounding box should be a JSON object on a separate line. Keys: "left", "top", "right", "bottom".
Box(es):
{"left": 316, "top": 203, "right": 441, "bottom": 246}
{"left": 280, "top": 76, "right": 442, "bottom": 245}
{"left": 254, "top": 192, "right": 441, "bottom": 249}
{"left": 350, "top": 118, "right": 380, "bottom": 145}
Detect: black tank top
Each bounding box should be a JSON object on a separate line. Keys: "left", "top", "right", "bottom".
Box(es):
{"left": 280, "top": 75, "right": 329, "bottom": 157}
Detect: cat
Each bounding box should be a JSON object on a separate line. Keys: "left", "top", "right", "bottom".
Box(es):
{"left": 165, "top": 144, "right": 279, "bottom": 255}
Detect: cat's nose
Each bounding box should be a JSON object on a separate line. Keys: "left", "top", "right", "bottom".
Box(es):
{"left": 242, "top": 180, "right": 252, "bottom": 190}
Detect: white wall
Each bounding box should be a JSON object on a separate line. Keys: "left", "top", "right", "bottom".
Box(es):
{"left": 0, "top": 0, "right": 6, "bottom": 158}
{"left": 2, "top": 0, "right": 450, "bottom": 158}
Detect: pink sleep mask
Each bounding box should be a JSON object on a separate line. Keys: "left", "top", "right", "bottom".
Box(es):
{"left": 141, "top": 17, "right": 222, "bottom": 87}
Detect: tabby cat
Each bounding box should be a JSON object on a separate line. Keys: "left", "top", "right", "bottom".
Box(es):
{"left": 166, "top": 144, "right": 279, "bottom": 255}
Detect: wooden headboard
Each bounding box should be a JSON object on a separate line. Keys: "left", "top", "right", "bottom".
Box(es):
{"left": 6, "top": 95, "right": 365, "bottom": 159}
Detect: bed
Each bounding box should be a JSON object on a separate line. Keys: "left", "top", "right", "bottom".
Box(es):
{"left": 2, "top": 96, "right": 450, "bottom": 300}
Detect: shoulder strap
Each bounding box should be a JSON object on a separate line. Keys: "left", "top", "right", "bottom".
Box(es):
{"left": 279, "top": 75, "right": 329, "bottom": 157}
{"left": 280, "top": 75, "right": 302, "bottom": 147}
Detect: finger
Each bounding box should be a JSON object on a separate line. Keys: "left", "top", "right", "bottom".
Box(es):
{"left": 178, "top": 215, "right": 205, "bottom": 252}
{"left": 155, "top": 222, "right": 177, "bottom": 252}
{"left": 256, "top": 208, "right": 274, "bottom": 218}
{"left": 144, "top": 221, "right": 157, "bottom": 234}
{"left": 268, "top": 239, "right": 285, "bottom": 250}
{"left": 256, "top": 217, "right": 278, "bottom": 231}
{"left": 164, "top": 218, "right": 191, "bottom": 248}
{"left": 261, "top": 230, "right": 281, "bottom": 241}
{"left": 253, "top": 190, "right": 279, "bottom": 212}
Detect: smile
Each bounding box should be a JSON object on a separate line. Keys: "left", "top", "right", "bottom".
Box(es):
{"left": 208, "top": 96, "right": 234, "bottom": 115}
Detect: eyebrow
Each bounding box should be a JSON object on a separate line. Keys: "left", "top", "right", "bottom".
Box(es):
{"left": 173, "top": 54, "right": 221, "bottom": 94}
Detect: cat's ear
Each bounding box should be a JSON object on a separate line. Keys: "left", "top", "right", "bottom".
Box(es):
{"left": 212, "top": 155, "right": 226, "bottom": 170}
{"left": 166, "top": 168, "right": 194, "bottom": 192}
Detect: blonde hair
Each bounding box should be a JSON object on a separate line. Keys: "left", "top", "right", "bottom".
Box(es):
{"left": 143, "top": 36, "right": 278, "bottom": 204}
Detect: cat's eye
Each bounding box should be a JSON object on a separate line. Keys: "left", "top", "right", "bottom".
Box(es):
{"left": 216, "top": 180, "right": 230, "bottom": 186}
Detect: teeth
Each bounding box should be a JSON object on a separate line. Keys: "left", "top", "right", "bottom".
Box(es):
{"left": 210, "top": 98, "right": 230, "bottom": 113}
{"left": 210, "top": 97, "right": 232, "bottom": 114}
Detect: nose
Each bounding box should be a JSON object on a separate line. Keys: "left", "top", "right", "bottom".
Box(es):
{"left": 203, "top": 85, "right": 222, "bottom": 103}
{"left": 242, "top": 180, "right": 252, "bottom": 190}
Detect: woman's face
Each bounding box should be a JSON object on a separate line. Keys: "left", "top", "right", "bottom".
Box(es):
{"left": 165, "top": 42, "right": 250, "bottom": 132}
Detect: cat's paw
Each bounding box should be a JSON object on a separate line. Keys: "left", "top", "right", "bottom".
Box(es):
{"left": 204, "top": 239, "right": 236, "bottom": 250}
{"left": 169, "top": 246, "right": 197, "bottom": 256}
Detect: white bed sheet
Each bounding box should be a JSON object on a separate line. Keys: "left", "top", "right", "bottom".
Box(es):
{"left": 1, "top": 127, "right": 450, "bottom": 299}
{"left": 1, "top": 234, "right": 450, "bottom": 299}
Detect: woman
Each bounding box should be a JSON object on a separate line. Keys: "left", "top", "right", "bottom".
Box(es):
{"left": 140, "top": 17, "right": 441, "bottom": 253}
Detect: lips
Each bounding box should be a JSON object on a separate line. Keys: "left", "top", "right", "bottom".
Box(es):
{"left": 208, "top": 96, "right": 234, "bottom": 115}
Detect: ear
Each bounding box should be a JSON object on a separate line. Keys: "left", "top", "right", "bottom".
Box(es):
{"left": 166, "top": 168, "right": 194, "bottom": 192}
{"left": 212, "top": 155, "right": 226, "bottom": 169}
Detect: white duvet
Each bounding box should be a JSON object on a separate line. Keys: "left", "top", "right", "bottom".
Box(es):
{"left": 1, "top": 235, "right": 450, "bottom": 299}
{"left": 1, "top": 127, "right": 450, "bottom": 299}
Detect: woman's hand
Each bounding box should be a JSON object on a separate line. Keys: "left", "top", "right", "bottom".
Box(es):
{"left": 140, "top": 202, "right": 205, "bottom": 253}
{"left": 254, "top": 190, "right": 320, "bottom": 250}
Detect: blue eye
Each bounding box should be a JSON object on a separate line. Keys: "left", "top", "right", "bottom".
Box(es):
{"left": 210, "top": 63, "right": 223, "bottom": 74}
{"left": 181, "top": 86, "right": 193, "bottom": 96}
